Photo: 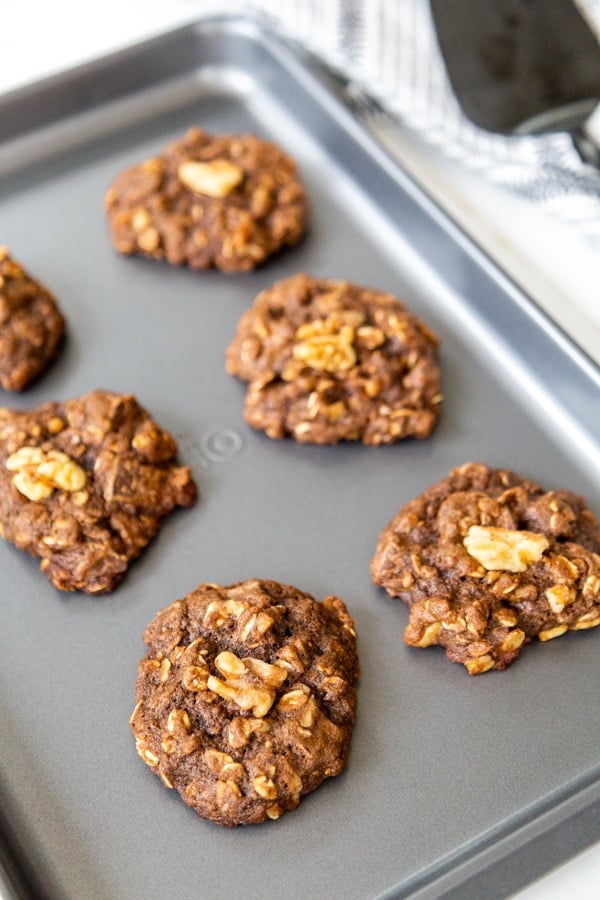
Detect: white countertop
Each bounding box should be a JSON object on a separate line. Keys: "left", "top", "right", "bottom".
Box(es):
{"left": 1, "top": 3, "right": 599, "bottom": 898}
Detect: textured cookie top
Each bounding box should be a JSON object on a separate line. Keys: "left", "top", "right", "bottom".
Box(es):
{"left": 371, "top": 462, "right": 600, "bottom": 674}
{"left": 0, "top": 247, "right": 65, "bottom": 392}
{"left": 105, "top": 127, "right": 308, "bottom": 272}
{"left": 226, "top": 273, "right": 442, "bottom": 444}
{"left": 0, "top": 390, "right": 196, "bottom": 593}
{"left": 131, "top": 579, "right": 359, "bottom": 826}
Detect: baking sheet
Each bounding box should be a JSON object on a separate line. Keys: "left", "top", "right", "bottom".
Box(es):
{"left": 0, "top": 18, "right": 599, "bottom": 900}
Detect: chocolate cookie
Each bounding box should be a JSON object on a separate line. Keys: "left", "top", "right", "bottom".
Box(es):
{"left": 130, "top": 579, "right": 359, "bottom": 826}
{"left": 0, "top": 390, "right": 196, "bottom": 593}
{"left": 225, "top": 274, "right": 442, "bottom": 444}
{"left": 371, "top": 462, "right": 600, "bottom": 674}
{"left": 0, "top": 247, "right": 65, "bottom": 391}
{"left": 105, "top": 127, "right": 308, "bottom": 272}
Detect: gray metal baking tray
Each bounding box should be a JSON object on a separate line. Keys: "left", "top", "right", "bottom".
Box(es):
{"left": 0, "top": 17, "right": 599, "bottom": 900}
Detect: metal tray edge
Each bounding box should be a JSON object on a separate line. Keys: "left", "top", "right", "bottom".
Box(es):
{"left": 0, "top": 16, "right": 599, "bottom": 900}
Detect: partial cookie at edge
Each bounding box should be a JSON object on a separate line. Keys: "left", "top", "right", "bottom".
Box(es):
{"left": 0, "top": 247, "right": 65, "bottom": 392}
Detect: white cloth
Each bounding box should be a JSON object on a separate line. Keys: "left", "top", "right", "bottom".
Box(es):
{"left": 188, "top": 0, "right": 600, "bottom": 243}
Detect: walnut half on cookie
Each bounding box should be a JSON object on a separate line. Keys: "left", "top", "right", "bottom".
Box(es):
{"left": 131, "top": 579, "right": 359, "bottom": 826}
{"left": 104, "top": 127, "right": 308, "bottom": 272}
{"left": 0, "top": 390, "right": 196, "bottom": 593}
{"left": 371, "top": 462, "right": 600, "bottom": 674}
{"left": 226, "top": 274, "right": 442, "bottom": 445}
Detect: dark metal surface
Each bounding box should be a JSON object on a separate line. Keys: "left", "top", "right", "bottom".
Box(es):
{"left": 430, "top": 0, "right": 600, "bottom": 164}
{"left": 0, "top": 18, "right": 599, "bottom": 900}
{"left": 430, "top": 0, "right": 600, "bottom": 132}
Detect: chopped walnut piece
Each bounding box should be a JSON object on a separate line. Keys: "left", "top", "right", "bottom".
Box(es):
{"left": 178, "top": 159, "right": 244, "bottom": 197}
{"left": 464, "top": 654, "right": 495, "bottom": 675}
{"left": 182, "top": 663, "right": 209, "bottom": 692}
{"left": 253, "top": 774, "right": 278, "bottom": 799}
{"left": 463, "top": 525, "right": 549, "bottom": 572}
{"left": 545, "top": 584, "right": 575, "bottom": 614}
{"left": 356, "top": 325, "right": 385, "bottom": 349}
{"left": 293, "top": 317, "right": 357, "bottom": 373}
{"left": 216, "top": 778, "right": 242, "bottom": 811}
{"left": 407, "top": 621, "right": 441, "bottom": 648}
{"left": 227, "top": 716, "right": 270, "bottom": 749}
{"left": 207, "top": 651, "right": 287, "bottom": 717}
{"left": 276, "top": 686, "right": 310, "bottom": 713}
{"left": 12, "top": 471, "right": 53, "bottom": 502}
{"left": 238, "top": 609, "right": 275, "bottom": 643}
{"left": 7, "top": 446, "right": 86, "bottom": 501}
{"left": 204, "top": 749, "right": 239, "bottom": 777}
{"left": 167, "top": 708, "right": 191, "bottom": 734}
{"left": 203, "top": 597, "right": 248, "bottom": 628}
{"left": 275, "top": 643, "right": 306, "bottom": 673}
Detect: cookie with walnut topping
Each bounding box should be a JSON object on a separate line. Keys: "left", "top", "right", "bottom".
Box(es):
{"left": 371, "top": 462, "right": 600, "bottom": 674}
{"left": 0, "top": 247, "right": 65, "bottom": 391}
{"left": 225, "top": 273, "right": 442, "bottom": 444}
{"left": 0, "top": 389, "right": 196, "bottom": 593}
{"left": 104, "top": 127, "right": 308, "bottom": 272}
{"left": 130, "top": 578, "right": 359, "bottom": 826}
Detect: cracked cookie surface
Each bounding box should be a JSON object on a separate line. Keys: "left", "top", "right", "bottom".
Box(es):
{"left": 225, "top": 273, "right": 442, "bottom": 444}
{"left": 0, "top": 389, "right": 196, "bottom": 593}
{"left": 131, "top": 578, "right": 359, "bottom": 826}
{"left": 105, "top": 127, "right": 308, "bottom": 272}
{"left": 371, "top": 462, "right": 600, "bottom": 674}
{"left": 0, "top": 247, "right": 65, "bottom": 391}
